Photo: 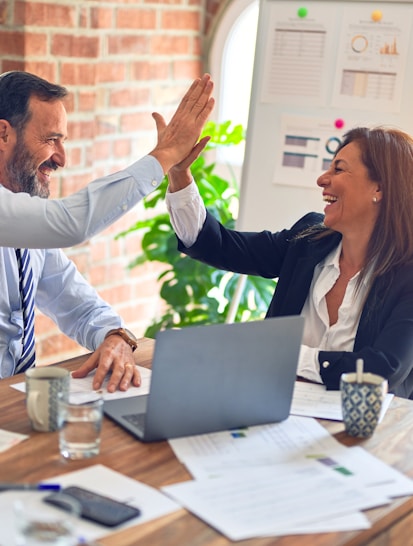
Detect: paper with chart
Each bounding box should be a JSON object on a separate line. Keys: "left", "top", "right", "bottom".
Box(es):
{"left": 162, "top": 463, "right": 383, "bottom": 540}
{"left": 168, "top": 415, "right": 348, "bottom": 479}
{"left": 331, "top": 4, "right": 412, "bottom": 112}
{"left": 165, "top": 415, "right": 413, "bottom": 539}
{"left": 260, "top": 2, "right": 337, "bottom": 105}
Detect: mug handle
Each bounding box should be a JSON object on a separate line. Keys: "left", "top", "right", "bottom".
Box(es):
{"left": 27, "top": 391, "right": 45, "bottom": 428}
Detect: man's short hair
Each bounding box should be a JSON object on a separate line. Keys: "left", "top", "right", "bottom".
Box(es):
{"left": 0, "top": 71, "right": 68, "bottom": 133}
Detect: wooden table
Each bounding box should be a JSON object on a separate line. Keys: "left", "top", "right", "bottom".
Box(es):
{"left": 1, "top": 337, "right": 413, "bottom": 546}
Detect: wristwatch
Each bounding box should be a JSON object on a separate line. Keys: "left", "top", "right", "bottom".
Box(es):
{"left": 104, "top": 328, "right": 138, "bottom": 352}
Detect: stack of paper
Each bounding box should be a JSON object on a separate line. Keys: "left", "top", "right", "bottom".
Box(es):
{"left": 163, "top": 416, "right": 413, "bottom": 540}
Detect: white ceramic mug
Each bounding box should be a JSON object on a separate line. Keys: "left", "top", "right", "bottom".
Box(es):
{"left": 25, "top": 368, "right": 70, "bottom": 432}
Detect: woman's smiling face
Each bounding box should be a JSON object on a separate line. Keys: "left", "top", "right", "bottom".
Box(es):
{"left": 317, "top": 141, "right": 382, "bottom": 237}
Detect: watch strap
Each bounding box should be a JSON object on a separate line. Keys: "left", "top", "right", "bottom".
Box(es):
{"left": 104, "top": 328, "right": 138, "bottom": 352}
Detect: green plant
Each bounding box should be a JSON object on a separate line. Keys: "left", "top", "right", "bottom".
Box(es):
{"left": 116, "top": 120, "right": 277, "bottom": 338}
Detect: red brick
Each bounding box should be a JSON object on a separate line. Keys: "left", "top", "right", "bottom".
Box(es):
{"left": 21, "top": 62, "right": 57, "bottom": 82}
{"left": 67, "top": 119, "right": 96, "bottom": 140}
{"left": 63, "top": 93, "right": 75, "bottom": 114}
{"left": 61, "top": 63, "right": 97, "bottom": 86}
{"left": 96, "top": 63, "right": 126, "bottom": 84}
{"left": 90, "top": 238, "right": 109, "bottom": 263}
{"left": 193, "top": 36, "right": 202, "bottom": 56}
{"left": 131, "top": 61, "right": 170, "bottom": 81}
{"left": 35, "top": 313, "right": 57, "bottom": 334}
{"left": 37, "top": 333, "right": 83, "bottom": 360}
{"left": 109, "top": 87, "right": 150, "bottom": 108}
{"left": 78, "top": 90, "right": 97, "bottom": 112}
{"left": 100, "top": 284, "right": 134, "bottom": 307}
{"left": 14, "top": 1, "right": 76, "bottom": 27}
{"left": 108, "top": 237, "right": 125, "bottom": 259}
{"left": 114, "top": 138, "right": 131, "bottom": 158}
{"left": 52, "top": 35, "right": 100, "bottom": 58}
{"left": 0, "top": 1, "right": 7, "bottom": 24}
{"left": 116, "top": 9, "right": 156, "bottom": 30}
{"left": 89, "top": 262, "right": 126, "bottom": 286}
{"left": 2, "top": 60, "right": 25, "bottom": 73}
{"left": 161, "top": 10, "right": 201, "bottom": 31}
{"left": 144, "top": 0, "right": 182, "bottom": 4}
{"left": 79, "top": 6, "right": 88, "bottom": 29}
{"left": 25, "top": 32, "right": 48, "bottom": 55}
{"left": 92, "top": 139, "right": 112, "bottom": 160}
{"left": 120, "top": 111, "right": 155, "bottom": 133}
{"left": 0, "top": 31, "right": 24, "bottom": 55}
{"left": 68, "top": 251, "right": 92, "bottom": 276}
{"left": 66, "top": 146, "right": 83, "bottom": 168}
{"left": 90, "top": 7, "right": 113, "bottom": 29}
{"left": 95, "top": 114, "right": 119, "bottom": 136}
{"left": 150, "top": 35, "right": 190, "bottom": 55}
{"left": 107, "top": 35, "right": 148, "bottom": 55}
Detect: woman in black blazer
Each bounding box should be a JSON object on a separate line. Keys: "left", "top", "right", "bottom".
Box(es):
{"left": 166, "top": 127, "right": 413, "bottom": 400}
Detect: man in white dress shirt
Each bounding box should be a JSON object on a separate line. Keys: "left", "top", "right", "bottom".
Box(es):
{"left": 0, "top": 70, "right": 214, "bottom": 391}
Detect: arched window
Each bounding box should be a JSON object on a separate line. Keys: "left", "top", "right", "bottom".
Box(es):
{"left": 207, "top": 0, "right": 259, "bottom": 168}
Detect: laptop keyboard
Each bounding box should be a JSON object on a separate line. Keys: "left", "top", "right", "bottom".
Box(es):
{"left": 122, "top": 412, "right": 145, "bottom": 431}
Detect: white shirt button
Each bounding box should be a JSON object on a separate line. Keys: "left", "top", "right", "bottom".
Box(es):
{"left": 322, "top": 361, "right": 330, "bottom": 368}
{"left": 151, "top": 179, "right": 158, "bottom": 187}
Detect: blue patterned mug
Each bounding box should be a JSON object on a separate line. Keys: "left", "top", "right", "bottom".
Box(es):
{"left": 340, "top": 372, "right": 388, "bottom": 438}
{"left": 25, "top": 368, "right": 70, "bottom": 432}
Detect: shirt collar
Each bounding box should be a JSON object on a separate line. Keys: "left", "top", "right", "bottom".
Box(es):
{"left": 320, "top": 241, "right": 374, "bottom": 286}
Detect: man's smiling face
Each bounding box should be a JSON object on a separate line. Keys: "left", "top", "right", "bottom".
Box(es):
{"left": 4, "top": 96, "right": 67, "bottom": 198}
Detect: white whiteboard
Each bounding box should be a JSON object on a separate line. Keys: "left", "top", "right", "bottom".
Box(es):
{"left": 237, "top": 0, "right": 413, "bottom": 231}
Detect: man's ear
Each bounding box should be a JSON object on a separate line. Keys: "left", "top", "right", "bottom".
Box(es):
{"left": 0, "top": 119, "right": 12, "bottom": 149}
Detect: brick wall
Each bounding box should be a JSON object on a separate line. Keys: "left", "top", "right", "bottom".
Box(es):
{"left": 0, "top": 0, "right": 225, "bottom": 365}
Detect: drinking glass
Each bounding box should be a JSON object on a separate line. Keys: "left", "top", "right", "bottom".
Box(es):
{"left": 58, "top": 396, "right": 103, "bottom": 460}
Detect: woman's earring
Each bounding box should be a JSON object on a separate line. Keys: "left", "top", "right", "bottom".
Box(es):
{"left": 373, "top": 196, "right": 378, "bottom": 203}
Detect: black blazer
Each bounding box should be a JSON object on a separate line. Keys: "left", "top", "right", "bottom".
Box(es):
{"left": 178, "top": 211, "right": 413, "bottom": 399}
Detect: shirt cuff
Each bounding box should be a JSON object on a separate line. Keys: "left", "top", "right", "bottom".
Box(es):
{"left": 297, "top": 344, "right": 323, "bottom": 384}
{"left": 166, "top": 180, "right": 206, "bottom": 247}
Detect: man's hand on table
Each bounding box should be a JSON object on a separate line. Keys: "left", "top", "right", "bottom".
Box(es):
{"left": 71, "top": 336, "right": 141, "bottom": 393}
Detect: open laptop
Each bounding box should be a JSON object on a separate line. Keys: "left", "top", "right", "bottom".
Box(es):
{"left": 104, "top": 315, "right": 304, "bottom": 442}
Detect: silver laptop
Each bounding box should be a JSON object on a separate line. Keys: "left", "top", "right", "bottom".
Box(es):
{"left": 104, "top": 316, "right": 304, "bottom": 442}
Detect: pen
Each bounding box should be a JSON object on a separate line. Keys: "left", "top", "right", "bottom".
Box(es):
{"left": 0, "top": 483, "right": 61, "bottom": 492}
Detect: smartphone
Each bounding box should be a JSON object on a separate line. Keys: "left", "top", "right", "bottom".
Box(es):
{"left": 44, "top": 485, "right": 141, "bottom": 527}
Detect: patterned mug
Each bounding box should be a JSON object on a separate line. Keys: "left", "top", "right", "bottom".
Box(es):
{"left": 25, "top": 367, "right": 70, "bottom": 432}
{"left": 340, "top": 372, "right": 388, "bottom": 438}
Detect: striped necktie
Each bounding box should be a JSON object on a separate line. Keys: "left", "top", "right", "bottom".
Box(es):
{"left": 15, "top": 248, "right": 36, "bottom": 373}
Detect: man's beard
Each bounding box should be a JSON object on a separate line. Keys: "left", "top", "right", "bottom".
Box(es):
{"left": 5, "top": 141, "right": 56, "bottom": 198}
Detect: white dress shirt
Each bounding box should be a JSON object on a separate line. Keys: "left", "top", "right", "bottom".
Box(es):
{"left": 298, "top": 242, "right": 368, "bottom": 383}
{"left": 0, "top": 155, "right": 163, "bottom": 248}
{"left": 166, "top": 182, "right": 368, "bottom": 383}
{"left": 0, "top": 245, "right": 123, "bottom": 378}
{"left": 0, "top": 155, "right": 164, "bottom": 378}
